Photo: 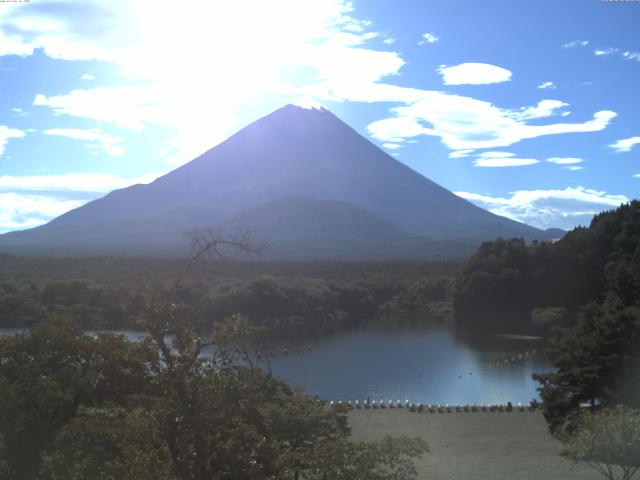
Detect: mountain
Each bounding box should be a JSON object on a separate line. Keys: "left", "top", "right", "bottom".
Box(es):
{"left": 0, "top": 105, "right": 556, "bottom": 259}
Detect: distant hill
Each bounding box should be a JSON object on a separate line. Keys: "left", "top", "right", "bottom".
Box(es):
{"left": 0, "top": 105, "right": 559, "bottom": 259}
{"left": 453, "top": 200, "right": 639, "bottom": 333}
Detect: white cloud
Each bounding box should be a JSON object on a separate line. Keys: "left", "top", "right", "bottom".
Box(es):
{"left": 81, "top": 73, "right": 95, "bottom": 80}
{"left": 564, "top": 166, "right": 583, "bottom": 171}
{"left": 0, "top": 1, "right": 622, "bottom": 174}
{"left": 516, "top": 100, "right": 568, "bottom": 120}
{"left": 0, "top": 172, "right": 162, "bottom": 193}
{"left": 34, "top": 88, "right": 154, "bottom": 131}
{"left": 563, "top": 40, "right": 589, "bottom": 48}
{"left": 475, "top": 159, "right": 539, "bottom": 167}
{"left": 383, "top": 37, "right": 395, "bottom": 45}
{"left": 419, "top": 32, "right": 439, "bottom": 45}
{"left": 455, "top": 186, "right": 628, "bottom": 230}
{"left": 594, "top": 47, "right": 640, "bottom": 62}
{"left": 595, "top": 48, "right": 619, "bottom": 56}
{"left": 367, "top": 92, "right": 616, "bottom": 150}
{"left": 43, "top": 128, "right": 124, "bottom": 156}
{"left": 0, "top": 193, "right": 85, "bottom": 233}
{"left": 622, "top": 51, "right": 640, "bottom": 62}
{"left": 448, "top": 149, "right": 473, "bottom": 158}
{"left": 609, "top": 136, "right": 640, "bottom": 153}
{"left": 3, "top": 0, "right": 407, "bottom": 165}
{"left": 537, "top": 81, "right": 555, "bottom": 90}
{"left": 546, "top": 157, "right": 583, "bottom": 165}
{"left": 0, "top": 172, "right": 163, "bottom": 233}
{"left": 0, "top": 125, "right": 25, "bottom": 157}
{"left": 437, "top": 62, "right": 512, "bottom": 85}
{"left": 382, "top": 142, "right": 402, "bottom": 150}
{"left": 634, "top": 173, "right": 640, "bottom": 179}
{"left": 472, "top": 151, "right": 539, "bottom": 168}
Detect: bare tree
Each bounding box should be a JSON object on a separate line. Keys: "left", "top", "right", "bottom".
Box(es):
{"left": 174, "top": 227, "right": 267, "bottom": 288}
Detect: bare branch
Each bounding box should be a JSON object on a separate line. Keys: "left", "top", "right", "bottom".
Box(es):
{"left": 174, "top": 226, "right": 267, "bottom": 287}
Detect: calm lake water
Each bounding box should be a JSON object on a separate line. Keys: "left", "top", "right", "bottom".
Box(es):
{"left": 0, "top": 325, "right": 549, "bottom": 404}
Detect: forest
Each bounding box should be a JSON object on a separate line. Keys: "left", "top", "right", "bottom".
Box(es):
{"left": 1, "top": 202, "right": 639, "bottom": 479}
{"left": 453, "top": 200, "right": 640, "bottom": 333}
{"left": 0, "top": 257, "right": 454, "bottom": 334}
{"left": 453, "top": 201, "right": 640, "bottom": 437}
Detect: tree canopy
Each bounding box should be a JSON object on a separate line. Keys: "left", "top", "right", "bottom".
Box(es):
{"left": 0, "top": 227, "right": 429, "bottom": 480}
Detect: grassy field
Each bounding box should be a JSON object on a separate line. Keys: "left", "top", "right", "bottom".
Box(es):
{"left": 348, "top": 410, "right": 601, "bottom": 480}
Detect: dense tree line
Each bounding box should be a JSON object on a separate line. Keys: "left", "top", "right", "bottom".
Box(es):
{"left": 454, "top": 201, "right": 640, "bottom": 436}
{"left": 0, "top": 230, "right": 450, "bottom": 478}
{"left": 0, "top": 272, "right": 453, "bottom": 333}
{"left": 453, "top": 200, "right": 640, "bottom": 333}
{"left": 0, "top": 253, "right": 454, "bottom": 287}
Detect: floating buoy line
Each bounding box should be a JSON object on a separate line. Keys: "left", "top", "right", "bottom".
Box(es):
{"left": 320, "top": 399, "right": 540, "bottom": 413}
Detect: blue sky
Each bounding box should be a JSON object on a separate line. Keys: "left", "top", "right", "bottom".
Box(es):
{"left": 0, "top": 0, "right": 638, "bottom": 233}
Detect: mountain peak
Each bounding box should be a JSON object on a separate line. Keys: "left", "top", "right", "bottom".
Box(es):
{"left": 285, "top": 99, "right": 327, "bottom": 111}
{"left": 0, "top": 104, "right": 552, "bottom": 258}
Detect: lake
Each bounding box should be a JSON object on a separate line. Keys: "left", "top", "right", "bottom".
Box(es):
{"left": 0, "top": 325, "right": 550, "bottom": 404}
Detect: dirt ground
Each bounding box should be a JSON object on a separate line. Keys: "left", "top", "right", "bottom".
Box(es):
{"left": 348, "top": 409, "right": 601, "bottom": 480}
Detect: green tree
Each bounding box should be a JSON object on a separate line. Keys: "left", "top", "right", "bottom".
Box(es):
{"left": 534, "top": 299, "right": 640, "bottom": 435}
{"left": 2, "top": 229, "right": 429, "bottom": 480}
{"left": 0, "top": 317, "right": 153, "bottom": 479}
{"left": 40, "top": 406, "right": 174, "bottom": 480}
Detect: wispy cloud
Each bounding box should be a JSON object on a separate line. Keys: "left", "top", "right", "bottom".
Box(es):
{"left": 0, "top": 193, "right": 85, "bottom": 233}
{"left": 622, "top": 51, "right": 640, "bottom": 61}
{"left": 382, "top": 143, "right": 402, "bottom": 150}
{"left": 516, "top": 100, "right": 568, "bottom": 120}
{"left": 472, "top": 151, "right": 539, "bottom": 168}
{"left": 0, "top": 173, "right": 162, "bottom": 194}
{"left": 537, "top": 81, "right": 555, "bottom": 90}
{"left": 455, "top": 186, "right": 628, "bottom": 230}
{"left": 419, "top": 32, "right": 439, "bottom": 45}
{"left": 367, "top": 92, "right": 616, "bottom": 150}
{"left": 563, "top": 40, "right": 590, "bottom": 48}
{"left": 448, "top": 149, "right": 474, "bottom": 159}
{"left": 546, "top": 157, "right": 583, "bottom": 165}
{"left": 34, "top": 88, "right": 154, "bottom": 131}
{"left": 609, "top": 136, "right": 640, "bottom": 153}
{"left": 437, "top": 63, "right": 512, "bottom": 85}
{"left": 0, "top": 172, "right": 163, "bottom": 233}
{"left": 43, "top": 128, "right": 124, "bottom": 156}
{"left": 0, "top": 125, "right": 26, "bottom": 157}
{"left": 80, "top": 73, "right": 95, "bottom": 80}
{"left": 594, "top": 47, "right": 640, "bottom": 62}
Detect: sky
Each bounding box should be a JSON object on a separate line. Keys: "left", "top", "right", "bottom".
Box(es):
{"left": 0, "top": 0, "right": 639, "bottom": 234}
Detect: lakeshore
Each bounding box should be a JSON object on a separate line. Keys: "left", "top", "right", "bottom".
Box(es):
{"left": 348, "top": 409, "right": 601, "bottom": 480}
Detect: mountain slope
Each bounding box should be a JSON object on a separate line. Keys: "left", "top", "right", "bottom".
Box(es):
{"left": 0, "top": 105, "right": 552, "bottom": 258}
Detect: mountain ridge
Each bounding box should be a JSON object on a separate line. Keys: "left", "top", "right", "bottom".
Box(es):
{"left": 0, "top": 104, "right": 559, "bottom": 259}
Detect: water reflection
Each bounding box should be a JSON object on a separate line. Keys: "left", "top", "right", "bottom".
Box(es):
{"left": 268, "top": 325, "right": 551, "bottom": 404}
{"left": 0, "top": 325, "right": 551, "bottom": 403}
